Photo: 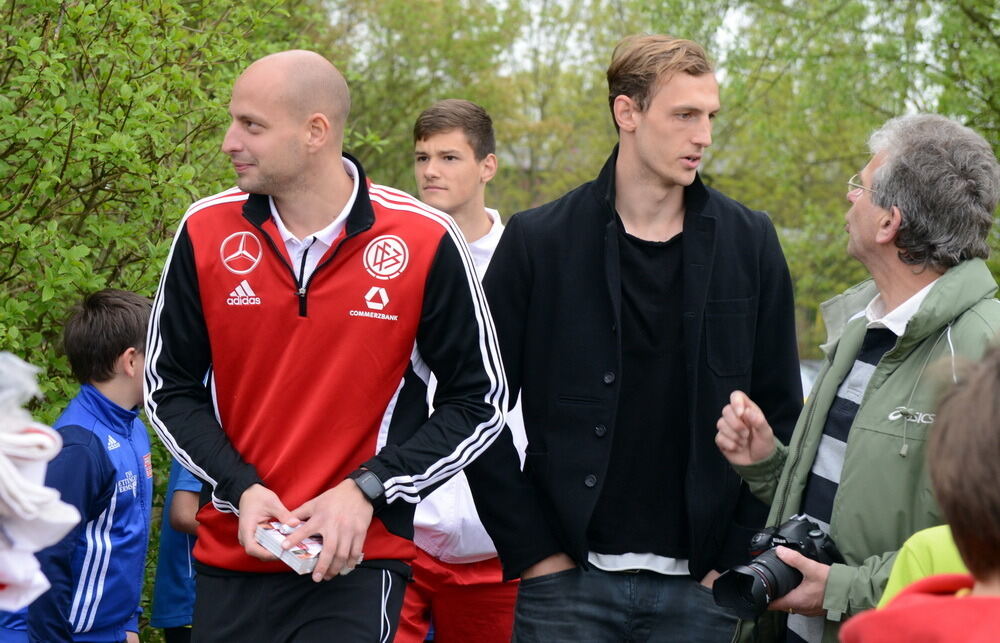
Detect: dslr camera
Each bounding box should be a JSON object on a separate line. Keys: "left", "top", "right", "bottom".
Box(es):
{"left": 713, "top": 515, "right": 843, "bottom": 619}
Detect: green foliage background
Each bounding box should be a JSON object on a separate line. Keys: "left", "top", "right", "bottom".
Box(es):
{"left": 1, "top": 0, "right": 997, "bottom": 639}
{"left": 2, "top": 1, "right": 327, "bottom": 639}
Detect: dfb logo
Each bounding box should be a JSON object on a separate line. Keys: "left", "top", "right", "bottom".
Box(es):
{"left": 363, "top": 235, "right": 408, "bottom": 280}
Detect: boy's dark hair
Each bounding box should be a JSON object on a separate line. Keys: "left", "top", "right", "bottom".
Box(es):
{"left": 929, "top": 344, "right": 1000, "bottom": 580}
{"left": 606, "top": 35, "right": 713, "bottom": 131}
{"left": 63, "top": 289, "right": 152, "bottom": 384}
{"left": 413, "top": 99, "right": 495, "bottom": 161}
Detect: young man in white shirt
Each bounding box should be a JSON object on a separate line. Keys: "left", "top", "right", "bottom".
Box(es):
{"left": 398, "top": 99, "right": 525, "bottom": 643}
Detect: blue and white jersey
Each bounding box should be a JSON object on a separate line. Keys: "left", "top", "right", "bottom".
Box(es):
{"left": 0, "top": 384, "right": 152, "bottom": 643}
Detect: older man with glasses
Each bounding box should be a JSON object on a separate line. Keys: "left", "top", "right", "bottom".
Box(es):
{"left": 715, "top": 113, "right": 1000, "bottom": 643}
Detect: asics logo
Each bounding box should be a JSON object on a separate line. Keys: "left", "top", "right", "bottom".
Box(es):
{"left": 887, "top": 406, "right": 935, "bottom": 424}
{"left": 227, "top": 280, "right": 261, "bottom": 306}
{"left": 220, "top": 231, "right": 263, "bottom": 275}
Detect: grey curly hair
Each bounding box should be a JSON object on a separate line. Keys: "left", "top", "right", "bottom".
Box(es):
{"left": 868, "top": 114, "right": 1000, "bottom": 270}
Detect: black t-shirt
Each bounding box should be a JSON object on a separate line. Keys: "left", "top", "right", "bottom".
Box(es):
{"left": 587, "top": 220, "right": 690, "bottom": 559}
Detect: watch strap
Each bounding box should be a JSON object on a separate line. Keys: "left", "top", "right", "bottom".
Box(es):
{"left": 348, "top": 469, "right": 386, "bottom": 514}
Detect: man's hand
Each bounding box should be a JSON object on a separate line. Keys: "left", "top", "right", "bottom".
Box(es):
{"left": 284, "top": 479, "right": 374, "bottom": 582}
{"left": 126, "top": 631, "right": 139, "bottom": 643}
{"left": 767, "top": 546, "right": 830, "bottom": 617}
{"left": 700, "top": 569, "right": 722, "bottom": 589}
{"left": 715, "top": 390, "right": 777, "bottom": 466}
{"left": 521, "top": 552, "right": 575, "bottom": 580}
{"left": 237, "top": 483, "right": 298, "bottom": 561}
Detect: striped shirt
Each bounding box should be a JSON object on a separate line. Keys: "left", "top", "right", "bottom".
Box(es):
{"left": 788, "top": 281, "right": 937, "bottom": 643}
{"left": 787, "top": 281, "right": 934, "bottom": 643}
{"left": 787, "top": 328, "right": 896, "bottom": 643}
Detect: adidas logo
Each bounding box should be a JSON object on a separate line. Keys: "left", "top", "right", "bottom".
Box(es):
{"left": 107, "top": 435, "right": 120, "bottom": 450}
{"left": 227, "top": 280, "right": 261, "bottom": 306}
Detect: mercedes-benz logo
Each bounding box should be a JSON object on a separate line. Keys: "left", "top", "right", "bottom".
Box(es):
{"left": 220, "top": 231, "right": 263, "bottom": 275}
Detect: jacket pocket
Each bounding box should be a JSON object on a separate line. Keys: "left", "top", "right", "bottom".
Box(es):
{"left": 557, "top": 394, "right": 603, "bottom": 407}
{"left": 705, "top": 297, "right": 756, "bottom": 377}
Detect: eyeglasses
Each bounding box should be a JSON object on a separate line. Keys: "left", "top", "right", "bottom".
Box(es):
{"left": 847, "top": 173, "right": 876, "bottom": 194}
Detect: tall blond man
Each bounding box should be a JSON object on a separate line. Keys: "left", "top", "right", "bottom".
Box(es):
{"left": 467, "top": 35, "right": 802, "bottom": 641}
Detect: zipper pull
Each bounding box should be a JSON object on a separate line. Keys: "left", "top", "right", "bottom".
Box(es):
{"left": 297, "top": 286, "right": 308, "bottom": 317}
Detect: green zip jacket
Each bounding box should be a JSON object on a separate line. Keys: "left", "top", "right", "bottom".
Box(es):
{"left": 733, "top": 258, "right": 1000, "bottom": 642}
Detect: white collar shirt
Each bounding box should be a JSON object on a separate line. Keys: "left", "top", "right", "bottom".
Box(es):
{"left": 863, "top": 279, "right": 938, "bottom": 337}
{"left": 269, "top": 157, "right": 360, "bottom": 287}
{"left": 466, "top": 208, "right": 504, "bottom": 278}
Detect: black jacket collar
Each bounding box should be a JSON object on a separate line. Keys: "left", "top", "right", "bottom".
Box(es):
{"left": 241, "top": 151, "right": 376, "bottom": 236}
{"left": 593, "top": 144, "right": 711, "bottom": 220}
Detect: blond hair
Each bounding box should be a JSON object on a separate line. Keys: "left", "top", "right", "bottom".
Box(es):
{"left": 606, "top": 35, "right": 713, "bottom": 130}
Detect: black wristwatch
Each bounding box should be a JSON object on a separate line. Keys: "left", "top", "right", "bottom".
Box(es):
{"left": 348, "top": 469, "right": 386, "bottom": 514}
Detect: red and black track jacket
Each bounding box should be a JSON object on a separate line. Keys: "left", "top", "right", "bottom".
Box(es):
{"left": 145, "top": 156, "right": 507, "bottom": 573}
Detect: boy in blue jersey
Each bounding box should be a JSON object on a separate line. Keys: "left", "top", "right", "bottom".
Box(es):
{"left": 0, "top": 289, "right": 153, "bottom": 643}
{"left": 151, "top": 459, "right": 203, "bottom": 643}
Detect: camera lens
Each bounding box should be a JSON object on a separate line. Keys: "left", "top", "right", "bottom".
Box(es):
{"left": 712, "top": 549, "right": 804, "bottom": 619}
{"left": 750, "top": 549, "right": 803, "bottom": 599}
{"left": 713, "top": 565, "right": 769, "bottom": 619}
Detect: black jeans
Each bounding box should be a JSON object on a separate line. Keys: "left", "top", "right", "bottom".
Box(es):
{"left": 513, "top": 567, "right": 737, "bottom": 642}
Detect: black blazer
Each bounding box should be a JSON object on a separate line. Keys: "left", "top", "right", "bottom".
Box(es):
{"left": 469, "top": 147, "right": 802, "bottom": 580}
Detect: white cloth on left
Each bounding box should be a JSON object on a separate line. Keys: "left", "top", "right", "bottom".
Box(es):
{"left": 0, "top": 550, "right": 48, "bottom": 611}
{"left": 0, "top": 353, "right": 81, "bottom": 610}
